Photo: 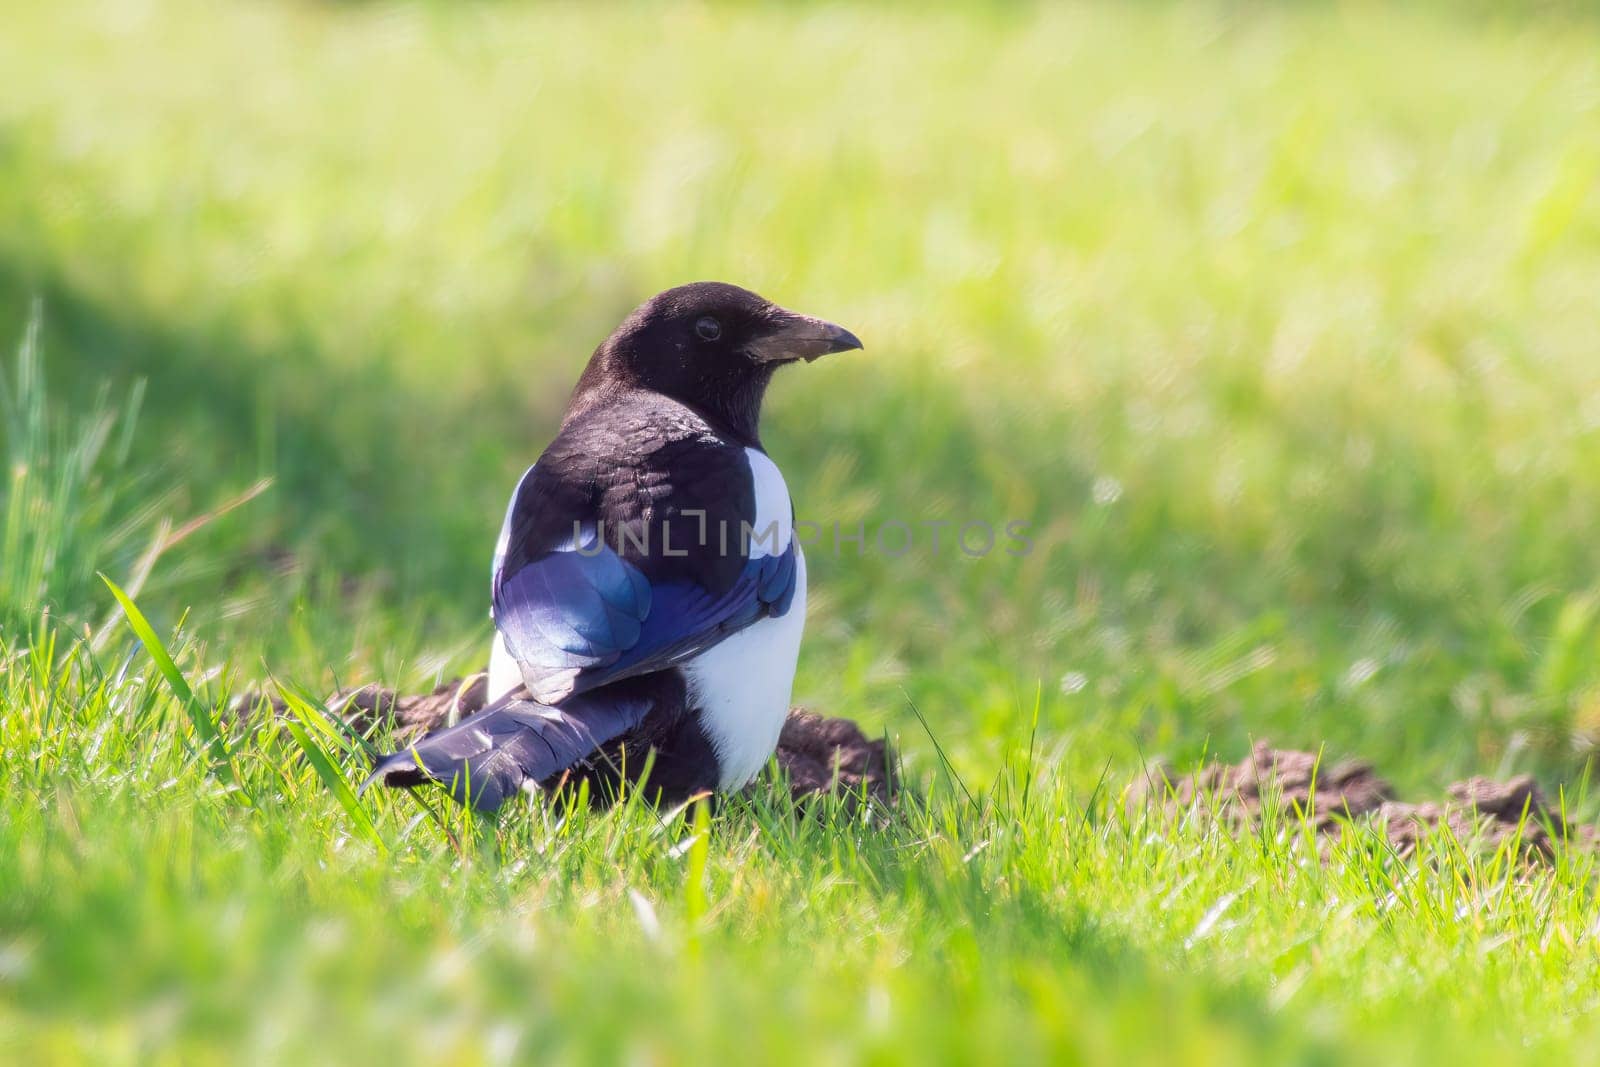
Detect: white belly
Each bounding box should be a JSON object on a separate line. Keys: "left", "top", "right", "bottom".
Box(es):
{"left": 683, "top": 547, "right": 807, "bottom": 788}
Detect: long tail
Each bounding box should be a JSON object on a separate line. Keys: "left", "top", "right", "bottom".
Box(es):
{"left": 362, "top": 690, "right": 651, "bottom": 813}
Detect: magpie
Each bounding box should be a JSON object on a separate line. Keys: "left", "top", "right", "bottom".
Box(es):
{"left": 367, "top": 282, "right": 862, "bottom": 812}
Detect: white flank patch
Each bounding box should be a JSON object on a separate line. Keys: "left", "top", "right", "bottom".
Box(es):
{"left": 684, "top": 449, "right": 805, "bottom": 789}
{"left": 685, "top": 548, "right": 807, "bottom": 789}
{"left": 489, "top": 463, "right": 535, "bottom": 703}
{"left": 488, "top": 630, "right": 521, "bottom": 703}
{"left": 492, "top": 464, "right": 535, "bottom": 579}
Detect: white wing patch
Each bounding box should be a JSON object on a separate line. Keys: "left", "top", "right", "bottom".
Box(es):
{"left": 744, "top": 447, "right": 792, "bottom": 557}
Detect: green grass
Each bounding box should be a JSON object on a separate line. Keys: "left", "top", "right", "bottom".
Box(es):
{"left": 4, "top": 0, "right": 1600, "bottom": 1061}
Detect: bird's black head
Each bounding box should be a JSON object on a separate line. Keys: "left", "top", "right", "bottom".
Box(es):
{"left": 574, "top": 282, "right": 862, "bottom": 446}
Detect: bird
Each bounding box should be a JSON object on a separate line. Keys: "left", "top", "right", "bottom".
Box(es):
{"left": 366, "top": 282, "right": 862, "bottom": 812}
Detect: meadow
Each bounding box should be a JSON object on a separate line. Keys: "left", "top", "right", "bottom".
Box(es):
{"left": 4, "top": 0, "right": 1600, "bottom": 1061}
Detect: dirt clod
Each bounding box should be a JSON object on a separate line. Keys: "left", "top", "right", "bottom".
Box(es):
{"left": 775, "top": 709, "right": 897, "bottom": 806}
{"left": 1375, "top": 776, "right": 1586, "bottom": 858}
{"left": 1135, "top": 741, "right": 1394, "bottom": 832}
{"left": 1137, "top": 743, "right": 1589, "bottom": 861}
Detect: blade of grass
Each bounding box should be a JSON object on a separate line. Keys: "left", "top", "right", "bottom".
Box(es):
{"left": 277, "top": 687, "right": 388, "bottom": 856}
{"left": 273, "top": 678, "right": 464, "bottom": 853}
{"left": 901, "top": 686, "right": 976, "bottom": 813}
{"left": 274, "top": 677, "right": 381, "bottom": 760}
{"left": 100, "top": 573, "right": 238, "bottom": 789}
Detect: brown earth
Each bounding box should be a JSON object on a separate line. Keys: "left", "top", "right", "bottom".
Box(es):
{"left": 1375, "top": 776, "right": 1585, "bottom": 858}
{"left": 773, "top": 709, "right": 897, "bottom": 807}
{"left": 1132, "top": 742, "right": 1395, "bottom": 832}
{"left": 1134, "top": 741, "right": 1589, "bottom": 860}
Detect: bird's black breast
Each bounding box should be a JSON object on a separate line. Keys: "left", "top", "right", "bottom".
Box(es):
{"left": 500, "top": 391, "right": 758, "bottom": 596}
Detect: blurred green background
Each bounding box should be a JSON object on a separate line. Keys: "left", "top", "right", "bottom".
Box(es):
{"left": 5, "top": 1, "right": 1600, "bottom": 1062}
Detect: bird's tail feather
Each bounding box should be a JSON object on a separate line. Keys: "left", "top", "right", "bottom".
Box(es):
{"left": 362, "top": 689, "right": 651, "bottom": 813}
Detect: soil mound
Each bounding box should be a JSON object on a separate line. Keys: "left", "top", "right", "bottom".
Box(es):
{"left": 1136, "top": 742, "right": 1588, "bottom": 860}
{"left": 775, "top": 709, "right": 897, "bottom": 805}
{"left": 1376, "top": 776, "right": 1586, "bottom": 858}
{"left": 1134, "top": 741, "right": 1393, "bottom": 832}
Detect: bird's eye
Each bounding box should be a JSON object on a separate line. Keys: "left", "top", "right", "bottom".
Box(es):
{"left": 694, "top": 316, "right": 722, "bottom": 341}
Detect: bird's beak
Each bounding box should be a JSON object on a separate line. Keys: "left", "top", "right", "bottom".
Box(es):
{"left": 747, "top": 309, "right": 864, "bottom": 364}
